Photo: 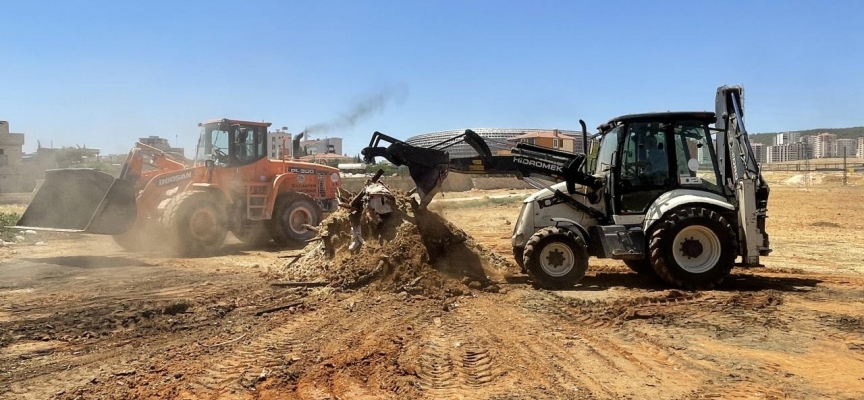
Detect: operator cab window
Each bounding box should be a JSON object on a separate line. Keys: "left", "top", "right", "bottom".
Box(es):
{"left": 672, "top": 121, "right": 721, "bottom": 193}
{"left": 620, "top": 122, "right": 669, "bottom": 186}
{"left": 617, "top": 122, "right": 670, "bottom": 213}
{"left": 196, "top": 128, "right": 231, "bottom": 166}
{"left": 231, "top": 125, "right": 268, "bottom": 166}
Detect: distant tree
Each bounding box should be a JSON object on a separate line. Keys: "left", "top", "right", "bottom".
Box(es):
{"left": 54, "top": 147, "right": 85, "bottom": 167}
{"left": 52, "top": 147, "right": 120, "bottom": 176}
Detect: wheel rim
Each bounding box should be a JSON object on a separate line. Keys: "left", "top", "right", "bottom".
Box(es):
{"left": 287, "top": 207, "right": 313, "bottom": 235}
{"left": 538, "top": 242, "right": 575, "bottom": 277}
{"left": 672, "top": 225, "right": 721, "bottom": 274}
{"left": 189, "top": 208, "right": 217, "bottom": 241}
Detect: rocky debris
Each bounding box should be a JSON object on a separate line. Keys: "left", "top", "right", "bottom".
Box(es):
{"left": 278, "top": 188, "right": 514, "bottom": 295}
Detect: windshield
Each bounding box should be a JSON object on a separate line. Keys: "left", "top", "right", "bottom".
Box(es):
{"left": 194, "top": 123, "right": 231, "bottom": 166}
{"left": 594, "top": 126, "right": 620, "bottom": 175}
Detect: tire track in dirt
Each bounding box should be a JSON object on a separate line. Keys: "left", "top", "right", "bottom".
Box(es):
{"left": 179, "top": 311, "right": 316, "bottom": 400}
{"left": 414, "top": 333, "right": 457, "bottom": 391}
{"left": 505, "top": 290, "right": 750, "bottom": 397}
{"left": 686, "top": 382, "right": 790, "bottom": 400}
{"left": 190, "top": 294, "right": 426, "bottom": 400}
{"left": 670, "top": 287, "right": 864, "bottom": 399}
{"left": 592, "top": 289, "right": 839, "bottom": 398}
{"left": 2, "top": 328, "right": 212, "bottom": 400}
{"left": 434, "top": 298, "right": 631, "bottom": 398}
{"left": 402, "top": 314, "right": 507, "bottom": 400}
{"left": 291, "top": 299, "right": 425, "bottom": 400}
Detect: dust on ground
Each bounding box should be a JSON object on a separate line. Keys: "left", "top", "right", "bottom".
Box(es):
{"left": 1, "top": 173, "right": 864, "bottom": 399}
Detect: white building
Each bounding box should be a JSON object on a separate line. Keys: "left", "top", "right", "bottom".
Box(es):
{"left": 269, "top": 129, "right": 292, "bottom": 159}
{"left": 857, "top": 137, "right": 864, "bottom": 158}
{"left": 766, "top": 143, "right": 807, "bottom": 163}
{"left": 813, "top": 132, "right": 837, "bottom": 159}
{"left": 697, "top": 146, "right": 712, "bottom": 165}
{"left": 139, "top": 135, "right": 184, "bottom": 155}
{"left": 750, "top": 143, "right": 767, "bottom": 164}
{"left": 299, "top": 137, "right": 343, "bottom": 156}
{"left": 833, "top": 138, "right": 857, "bottom": 158}
{"left": 774, "top": 132, "right": 801, "bottom": 146}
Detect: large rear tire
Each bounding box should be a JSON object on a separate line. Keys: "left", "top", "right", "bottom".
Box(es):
{"left": 161, "top": 191, "right": 228, "bottom": 257}
{"left": 523, "top": 227, "right": 589, "bottom": 289}
{"left": 268, "top": 193, "right": 322, "bottom": 246}
{"left": 648, "top": 207, "right": 737, "bottom": 289}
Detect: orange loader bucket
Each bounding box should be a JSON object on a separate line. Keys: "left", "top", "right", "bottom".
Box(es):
{"left": 17, "top": 169, "right": 138, "bottom": 235}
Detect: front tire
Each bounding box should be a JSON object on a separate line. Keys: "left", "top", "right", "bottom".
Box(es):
{"left": 161, "top": 191, "right": 228, "bottom": 257}
{"left": 268, "top": 193, "right": 322, "bottom": 246}
{"left": 513, "top": 246, "right": 525, "bottom": 273}
{"left": 523, "top": 227, "right": 589, "bottom": 289}
{"left": 112, "top": 220, "right": 161, "bottom": 252}
{"left": 233, "top": 222, "right": 272, "bottom": 246}
{"left": 648, "top": 207, "right": 737, "bottom": 289}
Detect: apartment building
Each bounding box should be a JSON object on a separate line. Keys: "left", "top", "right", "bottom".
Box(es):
{"left": 766, "top": 142, "right": 807, "bottom": 163}
{"left": 0, "top": 120, "right": 25, "bottom": 193}
{"left": 812, "top": 132, "right": 837, "bottom": 158}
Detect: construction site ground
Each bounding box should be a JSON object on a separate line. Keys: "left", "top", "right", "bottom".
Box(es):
{"left": 2, "top": 172, "right": 864, "bottom": 399}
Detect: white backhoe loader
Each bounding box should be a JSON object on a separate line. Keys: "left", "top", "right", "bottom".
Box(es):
{"left": 361, "top": 85, "right": 770, "bottom": 290}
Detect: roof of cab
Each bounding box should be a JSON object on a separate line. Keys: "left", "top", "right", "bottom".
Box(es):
{"left": 597, "top": 111, "right": 716, "bottom": 132}
{"left": 198, "top": 118, "right": 272, "bottom": 128}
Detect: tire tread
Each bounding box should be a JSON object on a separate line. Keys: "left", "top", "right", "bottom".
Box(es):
{"left": 523, "top": 226, "right": 588, "bottom": 289}
{"left": 649, "top": 206, "right": 736, "bottom": 290}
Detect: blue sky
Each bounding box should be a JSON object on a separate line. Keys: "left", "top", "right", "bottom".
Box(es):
{"left": 2, "top": 0, "right": 863, "bottom": 157}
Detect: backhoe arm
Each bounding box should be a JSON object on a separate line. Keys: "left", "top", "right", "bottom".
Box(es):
{"left": 361, "top": 128, "right": 602, "bottom": 209}
{"left": 715, "top": 85, "right": 771, "bottom": 264}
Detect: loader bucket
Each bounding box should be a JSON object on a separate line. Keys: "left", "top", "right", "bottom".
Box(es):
{"left": 17, "top": 169, "right": 138, "bottom": 235}
{"left": 362, "top": 133, "right": 451, "bottom": 209}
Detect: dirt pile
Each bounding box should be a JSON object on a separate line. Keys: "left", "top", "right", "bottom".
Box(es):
{"left": 280, "top": 193, "right": 514, "bottom": 295}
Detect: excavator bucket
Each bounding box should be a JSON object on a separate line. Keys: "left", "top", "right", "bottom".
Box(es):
{"left": 362, "top": 133, "right": 450, "bottom": 209}
{"left": 361, "top": 130, "right": 498, "bottom": 209}
{"left": 16, "top": 169, "right": 138, "bottom": 235}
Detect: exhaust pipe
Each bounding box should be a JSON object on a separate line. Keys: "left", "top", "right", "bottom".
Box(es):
{"left": 292, "top": 131, "right": 305, "bottom": 160}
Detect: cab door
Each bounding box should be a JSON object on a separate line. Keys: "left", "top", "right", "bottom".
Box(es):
{"left": 614, "top": 121, "right": 673, "bottom": 216}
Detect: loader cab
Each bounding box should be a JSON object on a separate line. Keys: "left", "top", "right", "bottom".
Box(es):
{"left": 593, "top": 112, "right": 726, "bottom": 216}
{"left": 195, "top": 119, "right": 272, "bottom": 167}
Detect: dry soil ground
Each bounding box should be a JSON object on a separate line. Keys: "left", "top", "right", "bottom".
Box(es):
{"left": 2, "top": 173, "right": 864, "bottom": 399}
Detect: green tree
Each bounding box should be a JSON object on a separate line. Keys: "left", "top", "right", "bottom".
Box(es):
{"left": 54, "top": 147, "right": 85, "bottom": 167}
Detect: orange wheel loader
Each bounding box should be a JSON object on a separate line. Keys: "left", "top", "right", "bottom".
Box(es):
{"left": 17, "top": 118, "right": 342, "bottom": 256}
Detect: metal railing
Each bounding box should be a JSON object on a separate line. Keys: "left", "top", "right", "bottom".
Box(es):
{"left": 760, "top": 162, "right": 864, "bottom": 171}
